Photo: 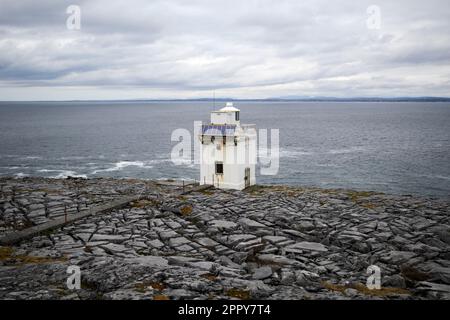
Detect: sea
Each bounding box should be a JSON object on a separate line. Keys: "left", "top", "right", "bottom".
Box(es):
{"left": 0, "top": 101, "right": 449, "bottom": 198}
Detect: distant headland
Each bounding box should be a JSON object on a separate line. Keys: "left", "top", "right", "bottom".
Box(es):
{"left": 1, "top": 97, "right": 450, "bottom": 103}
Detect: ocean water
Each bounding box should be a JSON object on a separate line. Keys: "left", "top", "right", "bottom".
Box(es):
{"left": 0, "top": 101, "right": 449, "bottom": 198}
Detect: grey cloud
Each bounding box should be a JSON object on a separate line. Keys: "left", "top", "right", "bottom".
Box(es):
{"left": 0, "top": 0, "right": 449, "bottom": 99}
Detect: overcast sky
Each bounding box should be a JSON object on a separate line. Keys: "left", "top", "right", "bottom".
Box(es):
{"left": 0, "top": 0, "right": 449, "bottom": 100}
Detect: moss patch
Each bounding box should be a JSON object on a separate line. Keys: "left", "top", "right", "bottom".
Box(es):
{"left": 244, "top": 185, "right": 268, "bottom": 195}
{"left": 149, "top": 282, "right": 166, "bottom": 291}
{"left": 0, "top": 219, "right": 35, "bottom": 231}
{"left": 134, "top": 281, "right": 165, "bottom": 293}
{"left": 199, "top": 189, "right": 214, "bottom": 196}
{"left": 347, "top": 190, "right": 377, "bottom": 202}
{"left": 226, "top": 288, "right": 251, "bottom": 300}
{"left": 153, "top": 294, "right": 170, "bottom": 300}
{"left": 0, "top": 246, "right": 67, "bottom": 266}
{"left": 401, "top": 266, "right": 430, "bottom": 281}
{"left": 131, "top": 199, "right": 160, "bottom": 208}
{"left": 180, "top": 205, "right": 193, "bottom": 216}
{"left": 317, "top": 188, "right": 338, "bottom": 195}
{"left": 200, "top": 273, "right": 218, "bottom": 281}
{"left": 346, "top": 190, "right": 381, "bottom": 209}
{"left": 360, "top": 202, "right": 376, "bottom": 209}
{"left": 81, "top": 279, "right": 99, "bottom": 291}
{"left": 0, "top": 246, "right": 14, "bottom": 260}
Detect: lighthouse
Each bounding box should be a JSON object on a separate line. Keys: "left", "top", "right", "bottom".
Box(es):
{"left": 199, "top": 102, "right": 256, "bottom": 190}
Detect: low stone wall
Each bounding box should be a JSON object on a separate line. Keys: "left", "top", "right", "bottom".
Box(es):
{"left": 0, "top": 178, "right": 449, "bottom": 300}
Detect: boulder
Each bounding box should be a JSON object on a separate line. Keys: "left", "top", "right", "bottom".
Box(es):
{"left": 383, "top": 274, "right": 406, "bottom": 288}
{"left": 252, "top": 266, "right": 273, "bottom": 280}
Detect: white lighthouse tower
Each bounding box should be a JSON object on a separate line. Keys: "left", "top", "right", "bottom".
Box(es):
{"left": 199, "top": 102, "right": 256, "bottom": 190}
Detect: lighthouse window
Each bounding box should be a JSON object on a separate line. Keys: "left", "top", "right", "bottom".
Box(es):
{"left": 215, "top": 162, "right": 223, "bottom": 174}
{"left": 235, "top": 111, "right": 240, "bottom": 121}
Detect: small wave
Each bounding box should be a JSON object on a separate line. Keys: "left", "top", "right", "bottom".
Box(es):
{"left": 86, "top": 162, "right": 100, "bottom": 166}
{"left": 417, "top": 174, "right": 450, "bottom": 181}
{"left": 327, "top": 146, "right": 366, "bottom": 154}
{"left": 22, "top": 156, "right": 43, "bottom": 160}
{"left": 91, "top": 161, "right": 153, "bottom": 174}
{"left": 14, "top": 172, "right": 28, "bottom": 178}
{"left": 170, "top": 158, "right": 196, "bottom": 167}
{"left": 146, "top": 158, "right": 172, "bottom": 165}
{"left": 58, "top": 156, "right": 88, "bottom": 160}
{"left": 37, "top": 169, "right": 87, "bottom": 178}
{"left": 315, "top": 163, "right": 341, "bottom": 168}
{"left": 280, "top": 149, "right": 314, "bottom": 158}
{"left": 435, "top": 175, "right": 450, "bottom": 181}
{"left": 179, "top": 162, "right": 196, "bottom": 168}
{"left": 51, "top": 170, "right": 87, "bottom": 179}
{"left": 0, "top": 166, "right": 24, "bottom": 170}
{"left": 259, "top": 147, "right": 313, "bottom": 159}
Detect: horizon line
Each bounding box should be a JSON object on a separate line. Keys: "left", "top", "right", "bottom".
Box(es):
{"left": 1, "top": 96, "right": 450, "bottom": 103}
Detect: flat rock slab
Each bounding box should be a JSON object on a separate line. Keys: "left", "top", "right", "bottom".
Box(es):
{"left": 226, "top": 234, "right": 256, "bottom": 244}
{"left": 127, "top": 256, "right": 169, "bottom": 267}
{"left": 285, "top": 241, "right": 328, "bottom": 253}
{"left": 210, "top": 220, "right": 238, "bottom": 230}
{"left": 382, "top": 250, "right": 417, "bottom": 265}
{"left": 257, "top": 254, "right": 299, "bottom": 266}
{"left": 90, "top": 234, "right": 129, "bottom": 243}
{"left": 263, "top": 236, "right": 289, "bottom": 244}
{"left": 196, "top": 237, "right": 219, "bottom": 247}
{"left": 252, "top": 266, "right": 273, "bottom": 280}
{"left": 239, "top": 218, "right": 266, "bottom": 229}
{"left": 1, "top": 178, "right": 449, "bottom": 300}
{"left": 148, "top": 239, "right": 165, "bottom": 248}
{"left": 168, "top": 236, "right": 190, "bottom": 246}
{"left": 0, "top": 195, "right": 140, "bottom": 245}
{"left": 100, "top": 243, "right": 131, "bottom": 254}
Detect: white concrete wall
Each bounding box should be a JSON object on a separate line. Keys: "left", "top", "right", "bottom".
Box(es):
{"left": 200, "top": 130, "right": 256, "bottom": 190}
{"left": 200, "top": 107, "right": 255, "bottom": 190}
{"left": 211, "top": 112, "right": 239, "bottom": 125}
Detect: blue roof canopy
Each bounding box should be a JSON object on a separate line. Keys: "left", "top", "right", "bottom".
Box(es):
{"left": 201, "top": 124, "right": 236, "bottom": 136}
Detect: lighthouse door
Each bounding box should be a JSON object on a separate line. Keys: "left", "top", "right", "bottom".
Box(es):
{"left": 244, "top": 167, "right": 250, "bottom": 188}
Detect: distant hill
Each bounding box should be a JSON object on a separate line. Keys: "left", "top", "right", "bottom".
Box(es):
{"left": 129, "top": 96, "right": 450, "bottom": 102}
{"left": 2, "top": 97, "right": 450, "bottom": 103}
{"left": 132, "top": 97, "right": 450, "bottom": 102}
{"left": 264, "top": 96, "right": 450, "bottom": 102}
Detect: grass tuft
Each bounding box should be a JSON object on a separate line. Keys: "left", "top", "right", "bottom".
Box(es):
{"left": 226, "top": 288, "right": 251, "bottom": 300}
{"left": 131, "top": 199, "right": 160, "bottom": 208}
{"left": 200, "top": 189, "right": 214, "bottom": 195}
{"left": 0, "top": 247, "right": 14, "bottom": 260}
{"left": 401, "top": 266, "right": 430, "bottom": 281}
{"left": 134, "top": 281, "right": 165, "bottom": 293}
{"left": 180, "top": 205, "right": 193, "bottom": 216}
{"left": 0, "top": 246, "right": 67, "bottom": 266}
{"left": 346, "top": 190, "right": 380, "bottom": 209}
{"left": 200, "top": 273, "right": 218, "bottom": 281}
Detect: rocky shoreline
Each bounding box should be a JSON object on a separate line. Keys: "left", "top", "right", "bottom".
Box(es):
{"left": 0, "top": 177, "right": 449, "bottom": 300}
